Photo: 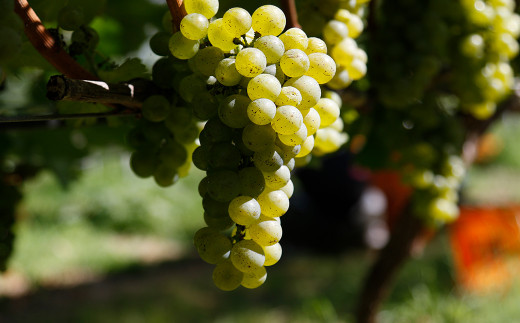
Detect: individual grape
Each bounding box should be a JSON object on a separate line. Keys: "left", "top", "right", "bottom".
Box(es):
{"left": 208, "top": 19, "right": 236, "bottom": 52}
{"left": 178, "top": 74, "right": 207, "bottom": 103}
{"left": 241, "top": 266, "right": 267, "bottom": 289}
{"left": 230, "top": 239, "right": 265, "bottom": 273}
{"left": 276, "top": 139, "right": 301, "bottom": 161}
{"left": 233, "top": 129, "right": 255, "bottom": 157}
{"left": 215, "top": 58, "right": 242, "bottom": 86}
{"left": 130, "top": 150, "right": 157, "bottom": 178}
{"left": 323, "top": 20, "right": 349, "bottom": 45}
{"left": 193, "top": 46, "right": 225, "bottom": 76}
{"left": 247, "top": 74, "right": 282, "bottom": 101}
{"left": 275, "top": 86, "right": 302, "bottom": 107}
{"left": 323, "top": 90, "right": 342, "bottom": 107}
{"left": 57, "top": 5, "right": 85, "bottom": 31}
{"left": 141, "top": 95, "right": 170, "bottom": 122}
{"left": 207, "top": 170, "right": 240, "bottom": 202}
{"left": 327, "top": 67, "right": 352, "bottom": 90}
{"left": 153, "top": 163, "right": 179, "bottom": 187}
{"left": 169, "top": 32, "right": 199, "bottom": 59}
{"left": 149, "top": 31, "right": 171, "bottom": 56}
{"left": 277, "top": 123, "right": 308, "bottom": 146}
{"left": 284, "top": 76, "right": 321, "bottom": 110}
{"left": 180, "top": 13, "right": 209, "bottom": 40}
{"left": 228, "top": 195, "right": 261, "bottom": 226}
{"left": 328, "top": 118, "right": 344, "bottom": 132}
{"left": 257, "top": 189, "right": 290, "bottom": 218}
{"left": 165, "top": 107, "right": 193, "bottom": 131}
{"left": 263, "top": 165, "right": 291, "bottom": 190}
{"left": 208, "top": 143, "right": 242, "bottom": 170}
{"left": 223, "top": 7, "right": 252, "bottom": 37}
{"left": 152, "top": 57, "right": 177, "bottom": 88}
{"left": 254, "top": 36, "right": 285, "bottom": 64}
{"left": 355, "top": 48, "right": 368, "bottom": 63}
{"left": 305, "top": 53, "right": 336, "bottom": 84}
{"left": 159, "top": 140, "right": 188, "bottom": 168}
{"left": 331, "top": 37, "right": 357, "bottom": 66}
{"left": 191, "top": 92, "right": 219, "bottom": 120}
{"left": 184, "top": 0, "right": 219, "bottom": 19}
{"left": 305, "top": 37, "right": 328, "bottom": 55}
{"left": 253, "top": 148, "right": 284, "bottom": 172}
{"left": 314, "top": 98, "right": 340, "bottom": 127}
{"left": 213, "top": 259, "right": 244, "bottom": 291}
{"left": 204, "top": 211, "right": 235, "bottom": 231}
{"left": 252, "top": 5, "right": 286, "bottom": 36}
{"left": 249, "top": 215, "right": 283, "bottom": 246}
{"left": 314, "top": 128, "right": 349, "bottom": 154}
{"left": 242, "top": 123, "right": 277, "bottom": 152}
{"left": 247, "top": 98, "right": 277, "bottom": 125}
{"left": 195, "top": 230, "right": 232, "bottom": 264}
{"left": 218, "top": 94, "right": 252, "bottom": 128}
{"left": 202, "top": 195, "right": 230, "bottom": 218}
{"left": 235, "top": 48, "right": 267, "bottom": 77}
{"left": 279, "top": 179, "right": 294, "bottom": 198}
{"left": 238, "top": 167, "right": 266, "bottom": 197}
{"left": 280, "top": 49, "right": 310, "bottom": 78}
{"left": 263, "top": 243, "right": 282, "bottom": 266}
{"left": 346, "top": 15, "right": 364, "bottom": 39}
{"left": 201, "top": 117, "right": 234, "bottom": 144}
{"left": 198, "top": 176, "right": 210, "bottom": 197}
{"left": 296, "top": 135, "right": 314, "bottom": 158}
{"left": 279, "top": 28, "right": 308, "bottom": 51}
{"left": 345, "top": 58, "right": 367, "bottom": 80}
{"left": 271, "top": 105, "right": 303, "bottom": 135}
{"left": 194, "top": 227, "right": 219, "bottom": 248}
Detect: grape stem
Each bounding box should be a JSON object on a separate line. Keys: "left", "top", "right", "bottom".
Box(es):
{"left": 46, "top": 75, "right": 158, "bottom": 109}
{"left": 281, "top": 0, "right": 301, "bottom": 29}
{"left": 13, "top": 0, "right": 98, "bottom": 80}
{"left": 165, "top": 0, "right": 187, "bottom": 32}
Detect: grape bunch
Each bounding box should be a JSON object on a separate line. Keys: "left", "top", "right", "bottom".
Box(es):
{"left": 160, "top": 0, "right": 350, "bottom": 290}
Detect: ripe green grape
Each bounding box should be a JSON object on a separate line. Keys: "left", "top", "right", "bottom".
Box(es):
{"left": 180, "top": 13, "right": 209, "bottom": 40}
{"left": 169, "top": 32, "right": 200, "bottom": 59}
{"left": 228, "top": 195, "right": 261, "bottom": 226}
{"left": 254, "top": 36, "right": 285, "bottom": 64}
{"left": 204, "top": 211, "right": 235, "bottom": 231}
{"left": 262, "top": 165, "right": 291, "bottom": 190}
{"left": 279, "top": 179, "right": 294, "bottom": 198}
{"left": 247, "top": 74, "right": 281, "bottom": 101}
{"left": 191, "top": 91, "right": 219, "bottom": 120}
{"left": 252, "top": 5, "right": 286, "bottom": 36}
{"left": 178, "top": 74, "right": 207, "bottom": 103}
{"left": 257, "top": 189, "right": 290, "bottom": 218}
{"left": 159, "top": 140, "right": 188, "bottom": 168}
{"left": 305, "top": 53, "right": 336, "bottom": 84}
{"left": 302, "top": 107, "right": 321, "bottom": 136}
{"left": 223, "top": 7, "right": 252, "bottom": 37}
{"left": 284, "top": 76, "right": 321, "bottom": 110}
{"left": 235, "top": 48, "right": 267, "bottom": 77}
{"left": 241, "top": 266, "right": 267, "bottom": 289}
{"left": 296, "top": 135, "right": 315, "bottom": 158}
{"left": 277, "top": 123, "right": 308, "bottom": 146}
{"left": 193, "top": 46, "right": 225, "bottom": 76}
{"left": 149, "top": 31, "right": 171, "bottom": 56}
{"left": 279, "top": 28, "right": 308, "bottom": 51}
{"left": 327, "top": 67, "right": 351, "bottom": 90}
{"left": 247, "top": 98, "right": 277, "bottom": 125}
{"left": 230, "top": 239, "right": 265, "bottom": 273}
{"left": 242, "top": 123, "right": 277, "bottom": 152}
{"left": 263, "top": 243, "right": 282, "bottom": 266}
{"left": 208, "top": 19, "right": 236, "bottom": 52}
{"left": 323, "top": 20, "right": 349, "bottom": 45}
{"left": 280, "top": 49, "right": 310, "bottom": 78}
{"left": 215, "top": 58, "right": 242, "bottom": 86}
{"left": 345, "top": 58, "right": 367, "bottom": 80}
{"left": 218, "top": 94, "right": 252, "bottom": 128}
{"left": 142, "top": 94, "right": 171, "bottom": 123}
{"left": 253, "top": 148, "right": 284, "bottom": 172}
{"left": 208, "top": 142, "right": 242, "bottom": 170}
{"left": 195, "top": 229, "right": 232, "bottom": 264}
{"left": 184, "top": 0, "right": 219, "bottom": 19}
{"left": 305, "top": 37, "right": 328, "bottom": 54}
{"left": 249, "top": 215, "right": 283, "bottom": 246}
{"left": 130, "top": 150, "right": 158, "bottom": 178}
{"left": 275, "top": 86, "right": 302, "bottom": 107}
{"left": 238, "top": 167, "right": 266, "bottom": 197}
{"left": 271, "top": 105, "right": 303, "bottom": 135}
{"left": 153, "top": 163, "right": 179, "bottom": 187}
{"left": 314, "top": 98, "right": 340, "bottom": 127}
{"left": 213, "top": 259, "right": 244, "bottom": 291}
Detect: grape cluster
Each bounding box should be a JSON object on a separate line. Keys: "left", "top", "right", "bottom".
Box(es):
{"left": 160, "top": 0, "right": 350, "bottom": 290}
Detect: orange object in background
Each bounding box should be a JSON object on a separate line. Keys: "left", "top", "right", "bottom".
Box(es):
{"left": 449, "top": 206, "right": 520, "bottom": 293}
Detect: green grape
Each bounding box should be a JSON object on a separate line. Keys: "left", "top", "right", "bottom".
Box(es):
{"left": 331, "top": 37, "right": 357, "bottom": 66}
{"left": 184, "top": 0, "right": 219, "bottom": 19}
{"left": 152, "top": 57, "right": 177, "bottom": 89}
{"left": 130, "top": 150, "right": 158, "bottom": 178}
{"left": 253, "top": 148, "right": 283, "bottom": 172}
{"left": 323, "top": 20, "right": 349, "bottom": 45}
{"left": 242, "top": 123, "right": 277, "bottom": 152}
{"left": 280, "top": 49, "right": 310, "bottom": 78}
{"left": 228, "top": 195, "right": 261, "bottom": 226}
{"left": 247, "top": 74, "right": 281, "bottom": 101}
{"left": 208, "top": 142, "right": 242, "bottom": 170}
{"left": 153, "top": 162, "right": 180, "bottom": 187}
{"left": 58, "top": 5, "right": 85, "bottom": 31}
{"left": 215, "top": 58, "right": 242, "bottom": 86}
{"left": 169, "top": 31, "right": 200, "bottom": 59}
{"left": 279, "top": 28, "right": 308, "bottom": 51}
{"left": 230, "top": 239, "right": 265, "bottom": 273}
{"left": 238, "top": 167, "right": 266, "bottom": 197}
{"left": 191, "top": 91, "right": 219, "bottom": 120}
{"left": 207, "top": 170, "right": 241, "bottom": 202}
{"left": 323, "top": 90, "right": 342, "bottom": 107}
{"left": 192, "top": 145, "right": 211, "bottom": 170}
{"left": 305, "top": 53, "right": 336, "bottom": 84}
{"left": 276, "top": 139, "right": 301, "bottom": 161}
{"left": 201, "top": 117, "right": 235, "bottom": 144}
{"left": 279, "top": 179, "right": 294, "bottom": 198}
{"left": 278, "top": 123, "right": 308, "bottom": 146}
{"left": 346, "top": 14, "right": 364, "bottom": 38}
{"left": 314, "top": 128, "right": 348, "bottom": 154}
{"left": 199, "top": 176, "right": 209, "bottom": 197}
{"left": 218, "top": 94, "right": 252, "bottom": 128}
{"left": 235, "top": 48, "right": 267, "bottom": 77}
{"left": 305, "top": 37, "right": 328, "bottom": 54}
{"left": 345, "top": 59, "right": 367, "bottom": 80}
{"left": 192, "top": 46, "right": 225, "bottom": 76}
{"left": 180, "top": 13, "right": 209, "bottom": 40}
{"left": 249, "top": 215, "right": 283, "bottom": 246}
{"left": 257, "top": 189, "right": 290, "bottom": 218}
{"left": 204, "top": 211, "right": 235, "bottom": 231}
{"left": 254, "top": 36, "right": 285, "bottom": 64}
{"left": 165, "top": 107, "right": 193, "bottom": 132}
{"left": 140, "top": 121, "right": 170, "bottom": 144}
{"left": 263, "top": 165, "right": 291, "bottom": 190}
{"left": 141, "top": 95, "right": 171, "bottom": 122}
{"left": 263, "top": 63, "right": 286, "bottom": 85}
{"left": 202, "top": 195, "right": 230, "bottom": 218}
{"left": 252, "top": 5, "right": 286, "bottom": 36}
{"left": 213, "top": 259, "right": 244, "bottom": 291}
{"left": 149, "top": 31, "right": 171, "bottom": 56}
{"left": 159, "top": 140, "right": 187, "bottom": 168}
{"left": 223, "top": 7, "right": 252, "bottom": 37}
{"left": 208, "top": 19, "right": 236, "bottom": 52}
{"left": 271, "top": 105, "right": 303, "bottom": 135}
{"left": 327, "top": 67, "right": 351, "bottom": 90}
{"left": 284, "top": 76, "right": 321, "bottom": 110}
{"left": 241, "top": 266, "right": 267, "bottom": 289}
{"left": 195, "top": 230, "right": 232, "bottom": 264}
{"left": 247, "top": 98, "right": 277, "bottom": 125}
{"left": 275, "top": 86, "right": 302, "bottom": 107}
{"left": 179, "top": 74, "right": 207, "bottom": 103}
{"left": 296, "top": 135, "right": 314, "bottom": 158}
{"left": 263, "top": 243, "right": 282, "bottom": 266}
{"left": 314, "top": 98, "right": 340, "bottom": 127}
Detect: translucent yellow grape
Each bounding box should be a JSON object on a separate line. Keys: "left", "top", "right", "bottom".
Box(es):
{"left": 169, "top": 32, "right": 199, "bottom": 59}
{"left": 271, "top": 105, "right": 303, "bottom": 135}
{"left": 314, "top": 98, "right": 340, "bottom": 127}
{"left": 223, "top": 7, "right": 252, "bottom": 37}
{"left": 280, "top": 49, "right": 310, "bottom": 78}
{"left": 213, "top": 259, "right": 243, "bottom": 291}
{"left": 284, "top": 76, "right": 321, "bottom": 110}
{"left": 228, "top": 195, "right": 261, "bottom": 226}
{"left": 275, "top": 86, "right": 302, "bottom": 107}
{"left": 230, "top": 239, "right": 265, "bottom": 273}
{"left": 180, "top": 13, "right": 209, "bottom": 40}
{"left": 208, "top": 18, "right": 236, "bottom": 52}
{"left": 277, "top": 123, "right": 308, "bottom": 146}
{"left": 254, "top": 35, "right": 285, "bottom": 64}
{"left": 247, "top": 98, "right": 277, "bottom": 125}
{"left": 296, "top": 135, "right": 314, "bottom": 158}
{"left": 305, "top": 37, "right": 328, "bottom": 55}
{"left": 262, "top": 165, "right": 291, "bottom": 190}
{"left": 305, "top": 53, "right": 336, "bottom": 84}
{"left": 184, "top": 0, "right": 219, "bottom": 19}
{"left": 252, "top": 5, "right": 286, "bottom": 36}
{"left": 323, "top": 20, "right": 349, "bottom": 45}
{"left": 247, "top": 74, "right": 281, "bottom": 101}
{"left": 249, "top": 215, "right": 283, "bottom": 246}
{"left": 241, "top": 266, "right": 267, "bottom": 289}
{"left": 279, "top": 28, "right": 308, "bottom": 51}
{"left": 236, "top": 48, "right": 267, "bottom": 77}
{"left": 257, "top": 189, "right": 290, "bottom": 217}
{"left": 263, "top": 243, "right": 282, "bottom": 266}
